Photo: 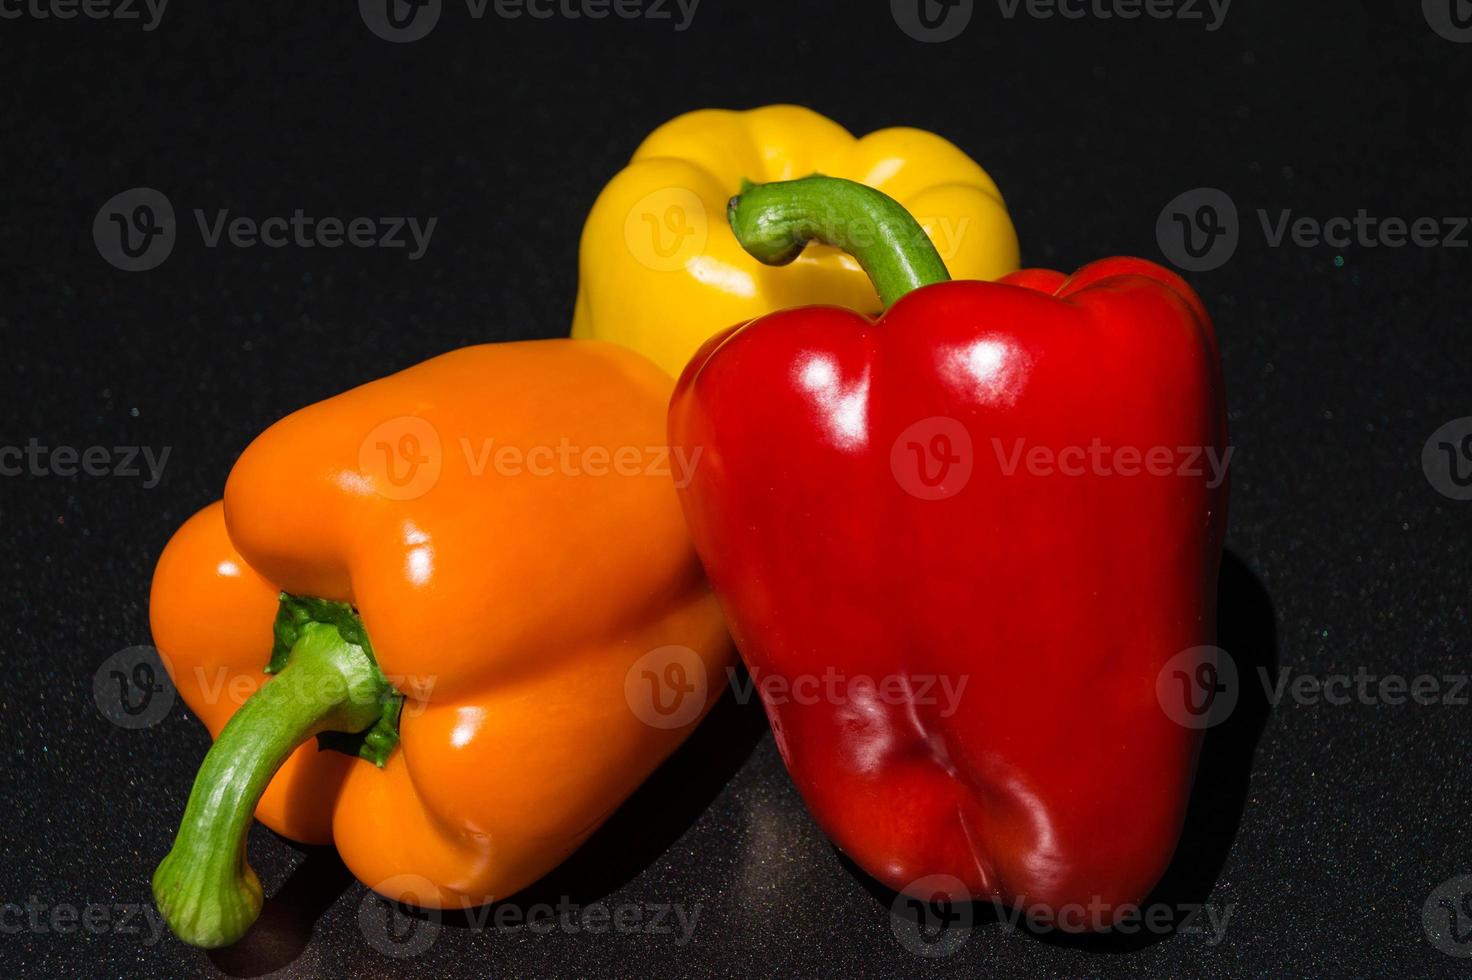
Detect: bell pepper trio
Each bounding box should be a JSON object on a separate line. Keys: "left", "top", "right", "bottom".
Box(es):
{"left": 150, "top": 106, "right": 1227, "bottom": 947}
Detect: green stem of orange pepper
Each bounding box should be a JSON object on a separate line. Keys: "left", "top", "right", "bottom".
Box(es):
{"left": 152, "top": 600, "right": 397, "bottom": 948}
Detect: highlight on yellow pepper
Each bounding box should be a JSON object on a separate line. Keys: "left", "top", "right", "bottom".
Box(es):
{"left": 572, "top": 104, "right": 1022, "bottom": 377}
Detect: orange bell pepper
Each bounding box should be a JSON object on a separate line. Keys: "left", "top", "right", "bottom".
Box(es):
{"left": 149, "top": 339, "right": 731, "bottom": 948}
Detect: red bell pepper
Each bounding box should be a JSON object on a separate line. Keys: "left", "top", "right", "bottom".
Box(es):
{"left": 669, "top": 176, "right": 1229, "bottom": 926}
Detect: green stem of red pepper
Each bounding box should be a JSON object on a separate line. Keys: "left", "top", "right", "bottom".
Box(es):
{"left": 727, "top": 175, "right": 952, "bottom": 308}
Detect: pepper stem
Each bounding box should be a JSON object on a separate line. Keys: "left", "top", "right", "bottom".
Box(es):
{"left": 152, "top": 615, "right": 394, "bottom": 948}
{"left": 727, "top": 175, "right": 952, "bottom": 309}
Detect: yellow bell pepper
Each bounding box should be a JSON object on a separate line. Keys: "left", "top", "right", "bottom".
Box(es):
{"left": 572, "top": 104, "right": 1021, "bottom": 376}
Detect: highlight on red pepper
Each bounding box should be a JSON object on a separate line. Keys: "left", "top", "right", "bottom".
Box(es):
{"left": 668, "top": 175, "right": 1229, "bottom": 926}
{"left": 149, "top": 339, "right": 733, "bottom": 948}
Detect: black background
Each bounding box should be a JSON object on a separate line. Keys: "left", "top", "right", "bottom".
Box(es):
{"left": 3, "top": 0, "right": 1470, "bottom": 976}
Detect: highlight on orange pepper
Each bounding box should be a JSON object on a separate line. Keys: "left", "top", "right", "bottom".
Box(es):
{"left": 149, "top": 339, "right": 732, "bottom": 948}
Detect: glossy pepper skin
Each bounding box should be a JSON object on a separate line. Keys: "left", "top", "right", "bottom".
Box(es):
{"left": 573, "top": 104, "right": 1020, "bottom": 376}
{"left": 150, "top": 339, "right": 732, "bottom": 947}
{"left": 669, "top": 178, "right": 1228, "bottom": 924}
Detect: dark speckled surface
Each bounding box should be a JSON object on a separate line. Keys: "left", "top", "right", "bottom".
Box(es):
{"left": 3, "top": 1, "right": 1470, "bottom": 976}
